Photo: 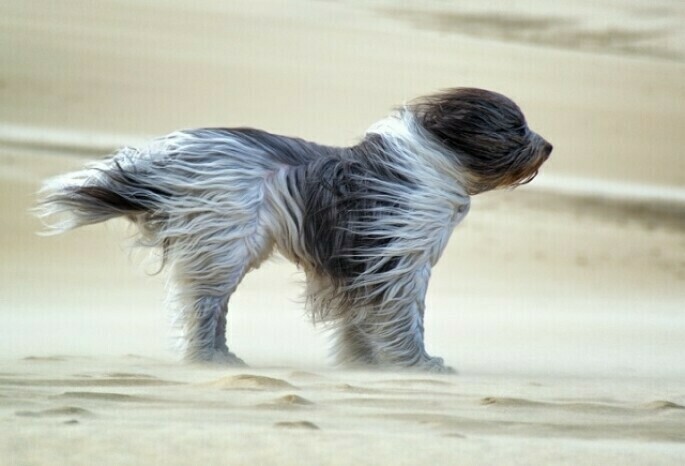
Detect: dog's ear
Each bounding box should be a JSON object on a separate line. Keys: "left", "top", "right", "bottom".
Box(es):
{"left": 411, "top": 88, "right": 528, "bottom": 156}
{"left": 411, "top": 88, "right": 546, "bottom": 193}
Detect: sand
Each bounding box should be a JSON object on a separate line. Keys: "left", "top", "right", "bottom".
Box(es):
{"left": 1, "top": 0, "right": 685, "bottom": 464}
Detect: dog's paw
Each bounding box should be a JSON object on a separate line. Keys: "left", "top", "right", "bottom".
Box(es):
{"left": 212, "top": 350, "right": 247, "bottom": 366}
{"left": 418, "top": 356, "right": 456, "bottom": 374}
{"left": 192, "top": 350, "right": 247, "bottom": 366}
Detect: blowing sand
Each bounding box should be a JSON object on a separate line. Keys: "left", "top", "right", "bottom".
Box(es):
{"left": 1, "top": 0, "right": 685, "bottom": 464}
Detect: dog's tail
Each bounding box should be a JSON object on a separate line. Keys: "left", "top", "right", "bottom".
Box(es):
{"left": 35, "top": 145, "right": 170, "bottom": 240}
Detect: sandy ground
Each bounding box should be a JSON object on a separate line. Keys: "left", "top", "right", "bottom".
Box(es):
{"left": 1, "top": 0, "right": 685, "bottom": 464}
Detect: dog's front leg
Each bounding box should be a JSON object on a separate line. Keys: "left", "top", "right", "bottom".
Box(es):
{"left": 362, "top": 264, "right": 454, "bottom": 373}
{"left": 370, "top": 305, "right": 453, "bottom": 374}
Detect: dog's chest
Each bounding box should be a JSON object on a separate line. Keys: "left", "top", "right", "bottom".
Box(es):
{"left": 426, "top": 200, "right": 470, "bottom": 266}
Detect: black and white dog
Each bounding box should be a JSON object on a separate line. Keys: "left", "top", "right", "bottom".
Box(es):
{"left": 37, "top": 88, "right": 552, "bottom": 372}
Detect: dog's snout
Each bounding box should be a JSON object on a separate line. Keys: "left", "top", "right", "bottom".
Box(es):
{"left": 542, "top": 140, "right": 553, "bottom": 157}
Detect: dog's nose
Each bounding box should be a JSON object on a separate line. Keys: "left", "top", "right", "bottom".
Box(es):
{"left": 542, "top": 140, "right": 553, "bottom": 157}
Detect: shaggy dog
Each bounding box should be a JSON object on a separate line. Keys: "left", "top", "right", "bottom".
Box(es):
{"left": 36, "top": 88, "right": 552, "bottom": 372}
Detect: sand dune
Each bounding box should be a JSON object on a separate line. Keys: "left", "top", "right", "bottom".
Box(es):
{"left": 1, "top": 0, "right": 685, "bottom": 464}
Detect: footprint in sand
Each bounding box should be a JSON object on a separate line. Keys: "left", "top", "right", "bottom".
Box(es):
{"left": 203, "top": 374, "right": 296, "bottom": 391}
{"left": 258, "top": 394, "right": 314, "bottom": 409}
{"left": 273, "top": 420, "right": 320, "bottom": 430}
{"left": 15, "top": 406, "right": 93, "bottom": 418}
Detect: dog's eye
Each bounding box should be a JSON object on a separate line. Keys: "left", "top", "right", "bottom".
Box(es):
{"left": 514, "top": 125, "right": 528, "bottom": 137}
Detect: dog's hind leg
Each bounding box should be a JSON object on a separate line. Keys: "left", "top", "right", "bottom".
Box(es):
{"left": 168, "top": 212, "right": 274, "bottom": 365}
{"left": 182, "top": 293, "right": 244, "bottom": 364}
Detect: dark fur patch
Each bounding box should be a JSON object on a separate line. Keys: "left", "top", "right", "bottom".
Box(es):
{"left": 89, "top": 159, "right": 171, "bottom": 211}
{"left": 65, "top": 159, "right": 172, "bottom": 271}
{"left": 73, "top": 186, "right": 147, "bottom": 213}
{"left": 56, "top": 160, "right": 169, "bottom": 220}
{"left": 301, "top": 136, "right": 409, "bottom": 286}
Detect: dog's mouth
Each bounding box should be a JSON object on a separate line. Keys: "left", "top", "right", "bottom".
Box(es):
{"left": 507, "top": 141, "right": 550, "bottom": 188}
{"left": 466, "top": 135, "right": 552, "bottom": 194}
{"left": 515, "top": 166, "right": 540, "bottom": 187}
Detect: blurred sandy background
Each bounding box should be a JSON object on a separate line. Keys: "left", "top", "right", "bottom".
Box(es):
{"left": 1, "top": 0, "right": 684, "bottom": 464}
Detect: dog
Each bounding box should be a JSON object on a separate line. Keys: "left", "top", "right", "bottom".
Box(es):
{"left": 36, "top": 88, "right": 551, "bottom": 372}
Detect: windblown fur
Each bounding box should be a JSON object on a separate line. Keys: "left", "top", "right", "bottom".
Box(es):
{"left": 36, "top": 88, "right": 552, "bottom": 372}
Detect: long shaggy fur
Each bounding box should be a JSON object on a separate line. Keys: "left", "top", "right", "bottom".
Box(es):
{"left": 36, "top": 88, "right": 552, "bottom": 372}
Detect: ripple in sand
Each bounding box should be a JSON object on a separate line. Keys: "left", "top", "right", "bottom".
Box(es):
{"left": 288, "top": 371, "right": 326, "bottom": 381}
{"left": 55, "top": 392, "right": 153, "bottom": 402}
{"left": 274, "top": 420, "right": 320, "bottom": 430}
{"left": 22, "top": 356, "right": 66, "bottom": 362}
{"left": 481, "top": 397, "right": 635, "bottom": 415}
{"left": 331, "top": 396, "right": 442, "bottom": 410}
{"left": 258, "top": 394, "right": 314, "bottom": 409}
{"left": 371, "top": 378, "right": 453, "bottom": 388}
{"left": 123, "top": 354, "right": 159, "bottom": 361}
{"left": 0, "top": 377, "right": 178, "bottom": 387}
{"left": 480, "top": 397, "right": 547, "bottom": 407}
{"left": 382, "top": 9, "right": 683, "bottom": 62}
{"left": 104, "top": 373, "right": 159, "bottom": 379}
{"left": 204, "top": 374, "right": 296, "bottom": 391}
{"left": 643, "top": 400, "right": 684, "bottom": 410}
{"left": 15, "top": 406, "right": 93, "bottom": 418}
{"left": 329, "top": 383, "right": 381, "bottom": 394}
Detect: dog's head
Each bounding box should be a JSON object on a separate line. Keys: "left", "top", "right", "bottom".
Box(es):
{"left": 411, "top": 88, "right": 552, "bottom": 194}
